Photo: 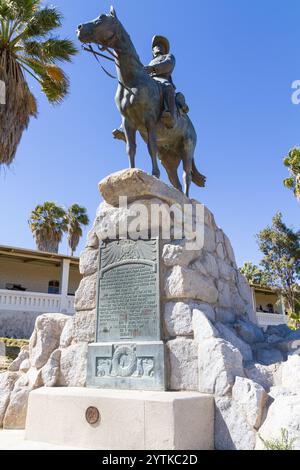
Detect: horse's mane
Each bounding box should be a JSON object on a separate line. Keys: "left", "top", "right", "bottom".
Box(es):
{"left": 115, "top": 18, "right": 144, "bottom": 69}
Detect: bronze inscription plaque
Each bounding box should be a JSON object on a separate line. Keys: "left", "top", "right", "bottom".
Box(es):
{"left": 96, "top": 239, "right": 160, "bottom": 342}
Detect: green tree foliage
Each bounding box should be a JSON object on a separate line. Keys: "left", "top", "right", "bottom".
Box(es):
{"left": 259, "top": 428, "right": 296, "bottom": 450}
{"left": 29, "top": 202, "right": 89, "bottom": 255}
{"left": 67, "top": 204, "right": 90, "bottom": 256}
{"left": 0, "top": 0, "right": 77, "bottom": 165}
{"left": 283, "top": 147, "right": 300, "bottom": 200}
{"left": 29, "top": 201, "right": 67, "bottom": 253}
{"left": 257, "top": 213, "right": 300, "bottom": 312}
{"left": 240, "top": 261, "right": 268, "bottom": 286}
{"left": 288, "top": 296, "right": 300, "bottom": 330}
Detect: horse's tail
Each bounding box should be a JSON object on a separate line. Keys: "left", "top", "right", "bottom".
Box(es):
{"left": 192, "top": 159, "right": 206, "bottom": 187}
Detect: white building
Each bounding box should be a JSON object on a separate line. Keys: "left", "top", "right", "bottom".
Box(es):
{"left": 251, "top": 284, "right": 288, "bottom": 329}
{"left": 0, "top": 245, "right": 82, "bottom": 339}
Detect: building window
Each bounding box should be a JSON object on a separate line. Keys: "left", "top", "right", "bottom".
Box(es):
{"left": 48, "top": 280, "right": 60, "bottom": 294}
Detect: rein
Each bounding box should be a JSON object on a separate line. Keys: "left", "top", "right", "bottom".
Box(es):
{"left": 83, "top": 44, "right": 134, "bottom": 94}
{"left": 83, "top": 44, "right": 118, "bottom": 79}
{"left": 82, "top": 46, "right": 115, "bottom": 63}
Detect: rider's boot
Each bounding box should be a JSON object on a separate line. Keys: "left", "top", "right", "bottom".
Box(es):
{"left": 161, "top": 86, "right": 176, "bottom": 129}
{"left": 112, "top": 127, "right": 126, "bottom": 142}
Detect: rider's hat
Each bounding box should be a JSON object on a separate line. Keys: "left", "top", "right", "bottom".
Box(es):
{"left": 152, "top": 35, "right": 170, "bottom": 54}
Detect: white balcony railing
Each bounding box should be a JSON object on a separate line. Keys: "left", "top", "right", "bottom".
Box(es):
{"left": 0, "top": 289, "right": 75, "bottom": 315}
{"left": 256, "top": 311, "right": 288, "bottom": 327}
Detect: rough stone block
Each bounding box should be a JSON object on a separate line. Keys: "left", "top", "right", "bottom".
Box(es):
{"left": 215, "top": 397, "right": 256, "bottom": 450}
{"left": 164, "top": 302, "right": 193, "bottom": 337}
{"left": 167, "top": 338, "right": 198, "bottom": 391}
{"left": 165, "top": 266, "right": 218, "bottom": 304}
{"left": 198, "top": 338, "right": 244, "bottom": 396}
{"left": 216, "top": 322, "right": 253, "bottom": 362}
{"left": 79, "top": 247, "right": 99, "bottom": 276}
{"left": 29, "top": 314, "right": 69, "bottom": 369}
{"left": 59, "top": 343, "right": 88, "bottom": 387}
{"left": 232, "top": 377, "right": 267, "bottom": 429}
{"left": 193, "top": 310, "right": 219, "bottom": 342}
{"left": 75, "top": 273, "right": 97, "bottom": 312}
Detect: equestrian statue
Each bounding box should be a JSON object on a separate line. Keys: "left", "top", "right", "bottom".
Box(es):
{"left": 77, "top": 6, "right": 206, "bottom": 197}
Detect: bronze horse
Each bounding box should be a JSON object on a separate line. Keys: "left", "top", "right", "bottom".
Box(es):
{"left": 77, "top": 7, "right": 206, "bottom": 197}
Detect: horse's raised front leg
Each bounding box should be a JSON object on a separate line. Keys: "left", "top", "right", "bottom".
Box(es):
{"left": 147, "top": 126, "right": 160, "bottom": 179}
{"left": 123, "top": 118, "right": 137, "bottom": 169}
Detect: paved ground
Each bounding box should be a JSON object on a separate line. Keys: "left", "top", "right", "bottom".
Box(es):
{"left": 0, "top": 430, "right": 80, "bottom": 450}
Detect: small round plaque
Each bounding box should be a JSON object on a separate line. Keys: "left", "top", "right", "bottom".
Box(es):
{"left": 85, "top": 406, "right": 100, "bottom": 425}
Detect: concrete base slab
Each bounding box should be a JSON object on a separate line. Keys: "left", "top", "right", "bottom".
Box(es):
{"left": 25, "top": 387, "right": 214, "bottom": 450}
{"left": 0, "top": 430, "right": 79, "bottom": 450}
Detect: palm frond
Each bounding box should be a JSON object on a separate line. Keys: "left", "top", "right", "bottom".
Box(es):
{"left": 0, "top": 1, "right": 17, "bottom": 21}
{"left": 40, "top": 72, "right": 69, "bottom": 103}
{"left": 28, "top": 90, "right": 37, "bottom": 116}
{"left": 45, "top": 64, "right": 65, "bottom": 82}
{"left": 0, "top": 1, "right": 77, "bottom": 166}
{"left": 0, "top": 0, "right": 40, "bottom": 22}
{"left": 17, "top": 54, "right": 45, "bottom": 75}
{"left": 0, "top": 0, "right": 40, "bottom": 46}
{"left": 17, "top": 57, "right": 69, "bottom": 102}
{"left": 29, "top": 201, "right": 68, "bottom": 253}
{"left": 23, "top": 38, "right": 77, "bottom": 62}
{"left": 23, "top": 7, "right": 62, "bottom": 38}
{"left": 66, "top": 204, "right": 90, "bottom": 255}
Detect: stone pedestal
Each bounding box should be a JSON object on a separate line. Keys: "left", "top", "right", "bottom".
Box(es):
{"left": 25, "top": 387, "right": 214, "bottom": 450}
{"left": 2, "top": 169, "right": 285, "bottom": 451}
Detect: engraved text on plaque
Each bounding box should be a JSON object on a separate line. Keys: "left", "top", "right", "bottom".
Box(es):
{"left": 97, "top": 239, "right": 160, "bottom": 342}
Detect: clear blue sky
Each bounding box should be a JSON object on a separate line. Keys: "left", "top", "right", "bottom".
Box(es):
{"left": 0, "top": 0, "right": 299, "bottom": 265}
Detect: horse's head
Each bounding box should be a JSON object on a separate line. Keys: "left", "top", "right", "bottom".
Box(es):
{"left": 77, "top": 6, "right": 119, "bottom": 47}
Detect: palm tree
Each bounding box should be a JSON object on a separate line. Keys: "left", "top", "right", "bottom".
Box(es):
{"left": 29, "top": 201, "right": 67, "bottom": 253}
{"left": 0, "top": 0, "right": 77, "bottom": 166}
{"left": 67, "top": 204, "right": 89, "bottom": 256}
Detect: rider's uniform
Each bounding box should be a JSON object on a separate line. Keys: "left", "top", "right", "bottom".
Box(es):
{"left": 147, "top": 53, "right": 176, "bottom": 89}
